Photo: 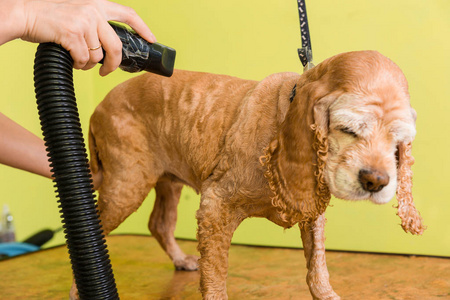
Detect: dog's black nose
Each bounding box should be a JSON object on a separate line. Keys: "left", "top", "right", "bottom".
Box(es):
{"left": 359, "top": 169, "right": 389, "bottom": 193}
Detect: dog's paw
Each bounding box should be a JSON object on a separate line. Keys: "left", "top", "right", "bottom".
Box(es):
{"left": 69, "top": 283, "right": 79, "bottom": 300}
{"left": 174, "top": 255, "right": 199, "bottom": 271}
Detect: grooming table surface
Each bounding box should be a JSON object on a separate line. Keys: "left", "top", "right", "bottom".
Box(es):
{"left": 0, "top": 235, "right": 448, "bottom": 299}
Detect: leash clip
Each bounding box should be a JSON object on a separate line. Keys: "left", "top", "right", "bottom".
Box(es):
{"left": 298, "top": 46, "right": 315, "bottom": 71}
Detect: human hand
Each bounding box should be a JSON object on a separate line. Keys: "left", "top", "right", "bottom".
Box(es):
{"left": 2, "top": 0, "right": 156, "bottom": 76}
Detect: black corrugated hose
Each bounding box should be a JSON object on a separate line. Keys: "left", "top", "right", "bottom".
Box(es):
{"left": 33, "top": 43, "right": 119, "bottom": 299}
{"left": 33, "top": 24, "right": 175, "bottom": 299}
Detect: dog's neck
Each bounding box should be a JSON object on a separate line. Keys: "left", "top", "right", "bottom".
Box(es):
{"left": 261, "top": 82, "right": 331, "bottom": 227}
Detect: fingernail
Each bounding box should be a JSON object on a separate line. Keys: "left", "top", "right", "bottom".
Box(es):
{"left": 99, "top": 67, "right": 107, "bottom": 77}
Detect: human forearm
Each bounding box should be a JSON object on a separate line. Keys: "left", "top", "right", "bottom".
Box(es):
{"left": 0, "top": 112, "right": 52, "bottom": 179}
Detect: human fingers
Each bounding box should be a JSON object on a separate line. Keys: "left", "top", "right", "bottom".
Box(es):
{"left": 82, "top": 27, "right": 104, "bottom": 71}
{"left": 103, "top": 1, "right": 156, "bottom": 43}
{"left": 97, "top": 21, "right": 122, "bottom": 76}
{"left": 59, "top": 24, "right": 90, "bottom": 70}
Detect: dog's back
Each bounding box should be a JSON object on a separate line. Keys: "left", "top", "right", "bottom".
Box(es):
{"left": 89, "top": 69, "right": 298, "bottom": 191}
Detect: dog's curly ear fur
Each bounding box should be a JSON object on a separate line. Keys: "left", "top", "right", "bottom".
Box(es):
{"left": 395, "top": 141, "right": 426, "bottom": 235}
{"left": 260, "top": 67, "right": 338, "bottom": 227}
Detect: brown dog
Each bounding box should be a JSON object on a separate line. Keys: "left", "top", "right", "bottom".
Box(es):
{"left": 73, "top": 51, "right": 425, "bottom": 299}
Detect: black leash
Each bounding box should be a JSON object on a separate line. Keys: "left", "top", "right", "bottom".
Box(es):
{"left": 296, "top": 0, "right": 314, "bottom": 70}
{"left": 290, "top": 0, "right": 314, "bottom": 103}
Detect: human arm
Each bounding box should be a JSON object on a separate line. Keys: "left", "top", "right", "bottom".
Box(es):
{"left": 0, "top": 112, "right": 103, "bottom": 188}
{"left": 0, "top": 112, "right": 52, "bottom": 179}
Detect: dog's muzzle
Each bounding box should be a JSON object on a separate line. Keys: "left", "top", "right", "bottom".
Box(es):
{"left": 358, "top": 169, "right": 390, "bottom": 193}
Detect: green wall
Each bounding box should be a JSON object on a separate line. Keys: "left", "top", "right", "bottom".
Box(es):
{"left": 0, "top": 0, "right": 449, "bottom": 257}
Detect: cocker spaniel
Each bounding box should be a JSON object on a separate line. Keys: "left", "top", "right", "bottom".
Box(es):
{"left": 70, "top": 50, "right": 425, "bottom": 299}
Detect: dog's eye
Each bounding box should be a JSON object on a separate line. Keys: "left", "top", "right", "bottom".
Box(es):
{"left": 338, "top": 127, "right": 358, "bottom": 137}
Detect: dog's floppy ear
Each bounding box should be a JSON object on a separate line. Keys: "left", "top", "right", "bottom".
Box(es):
{"left": 395, "top": 107, "right": 425, "bottom": 234}
{"left": 260, "top": 67, "right": 339, "bottom": 227}
{"left": 310, "top": 91, "right": 342, "bottom": 210}
{"left": 395, "top": 139, "right": 426, "bottom": 235}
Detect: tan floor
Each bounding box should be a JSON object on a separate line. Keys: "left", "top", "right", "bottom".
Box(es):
{"left": 0, "top": 235, "right": 448, "bottom": 299}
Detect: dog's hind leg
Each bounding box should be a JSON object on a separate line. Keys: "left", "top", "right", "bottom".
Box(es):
{"left": 149, "top": 180, "right": 199, "bottom": 271}
{"left": 300, "top": 214, "right": 340, "bottom": 300}
{"left": 97, "top": 173, "right": 157, "bottom": 236}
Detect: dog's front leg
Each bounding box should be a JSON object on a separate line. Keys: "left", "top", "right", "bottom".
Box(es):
{"left": 196, "top": 188, "right": 243, "bottom": 300}
{"left": 300, "top": 213, "right": 340, "bottom": 300}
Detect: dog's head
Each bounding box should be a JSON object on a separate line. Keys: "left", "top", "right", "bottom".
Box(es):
{"left": 264, "top": 51, "right": 425, "bottom": 234}
{"left": 322, "top": 92, "right": 416, "bottom": 205}
{"left": 308, "top": 51, "right": 424, "bottom": 234}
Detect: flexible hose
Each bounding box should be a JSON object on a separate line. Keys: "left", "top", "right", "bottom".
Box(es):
{"left": 34, "top": 43, "right": 119, "bottom": 299}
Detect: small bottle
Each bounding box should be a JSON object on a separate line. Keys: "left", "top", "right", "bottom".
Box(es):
{"left": 1, "top": 205, "right": 15, "bottom": 243}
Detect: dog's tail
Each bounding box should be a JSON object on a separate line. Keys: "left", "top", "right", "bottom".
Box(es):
{"left": 88, "top": 123, "right": 103, "bottom": 190}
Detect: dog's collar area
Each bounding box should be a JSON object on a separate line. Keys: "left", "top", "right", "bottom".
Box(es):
{"left": 289, "top": 84, "right": 297, "bottom": 103}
